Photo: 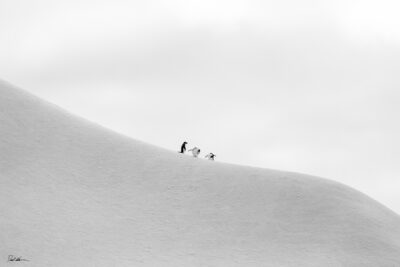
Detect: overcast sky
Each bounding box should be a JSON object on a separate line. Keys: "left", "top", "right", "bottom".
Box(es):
{"left": 1, "top": 0, "right": 399, "bottom": 213}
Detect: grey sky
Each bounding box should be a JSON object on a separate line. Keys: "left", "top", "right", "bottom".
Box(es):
{"left": 1, "top": 0, "right": 399, "bottom": 213}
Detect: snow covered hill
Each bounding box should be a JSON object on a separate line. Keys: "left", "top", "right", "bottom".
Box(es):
{"left": 1, "top": 80, "right": 399, "bottom": 266}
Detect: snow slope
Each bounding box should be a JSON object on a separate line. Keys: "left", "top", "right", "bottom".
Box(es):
{"left": 0, "top": 81, "right": 399, "bottom": 266}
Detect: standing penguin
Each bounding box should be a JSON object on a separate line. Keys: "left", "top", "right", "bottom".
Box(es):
{"left": 179, "top": 141, "right": 188, "bottom": 153}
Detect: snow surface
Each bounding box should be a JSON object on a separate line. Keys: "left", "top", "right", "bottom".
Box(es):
{"left": 0, "top": 80, "right": 400, "bottom": 266}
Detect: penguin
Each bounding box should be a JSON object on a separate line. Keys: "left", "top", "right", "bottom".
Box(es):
{"left": 179, "top": 141, "right": 188, "bottom": 153}
{"left": 188, "top": 147, "right": 201, "bottom": 157}
{"left": 205, "top": 153, "right": 216, "bottom": 161}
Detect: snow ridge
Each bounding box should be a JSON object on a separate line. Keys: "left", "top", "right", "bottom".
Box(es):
{"left": 0, "top": 81, "right": 399, "bottom": 266}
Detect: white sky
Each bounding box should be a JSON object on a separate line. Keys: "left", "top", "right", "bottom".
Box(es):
{"left": 1, "top": 0, "right": 399, "bottom": 213}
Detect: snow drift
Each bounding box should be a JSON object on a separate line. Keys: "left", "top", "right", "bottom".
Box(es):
{"left": 0, "top": 81, "right": 399, "bottom": 266}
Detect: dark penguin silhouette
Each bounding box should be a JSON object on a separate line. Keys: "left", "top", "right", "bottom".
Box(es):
{"left": 180, "top": 141, "right": 188, "bottom": 153}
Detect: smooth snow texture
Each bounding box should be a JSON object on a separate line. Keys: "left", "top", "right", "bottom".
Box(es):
{"left": 0, "top": 81, "right": 399, "bottom": 266}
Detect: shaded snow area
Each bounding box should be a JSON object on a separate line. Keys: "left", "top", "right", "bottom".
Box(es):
{"left": 0, "top": 81, "right": 399, "bottom": 266}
